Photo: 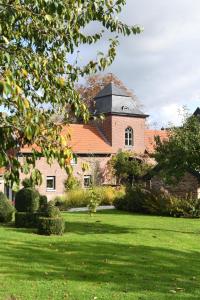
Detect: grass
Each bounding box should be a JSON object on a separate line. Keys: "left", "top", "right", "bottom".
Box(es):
{"left": 1, "top": 210, "right": 200, "bottom": 299}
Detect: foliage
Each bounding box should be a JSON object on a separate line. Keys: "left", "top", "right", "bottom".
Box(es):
{"left": 154, "top": 115, "right": 200, "bottom": 184}
{"left": 52, "top": 190, "right": 89, "bottom": 210}
{"left": 0, "top": 1, "right": 141, "bottom": 189}
{"left": 0, "top": 192, "right": 14, "bottom": 222}
{"left": 15, "top": 188, "right": 40, "bottom": 212}
{"left": 22, "top": 178, "right": 35, "bottom": 188}
{"left": 114, "top": 185, "right": 200, "bottom": 218}
{"left": 64, "top": 175, "right": 81, "bottom": 191}
{"left": 76, "top": 73, "right": 138, "bottom": 109}
{"left": 53, "top": 186, "right": 125, "bottom": 210}
{"left": 87, "top": 188, "right": 101, "bottom": 214}
{"left": 45, "top": 204, "right": 61, "bottom": 218}
{"left": 15, "top": 211, "right": 43, "bottom": 228}
{"left": 38, "top": 217, "right": 65, "bottom": 236}
{"left": 109, "top": 151, "right": 151, "bottom": 185}
{"left": 39, "top": 195, "right": 48, "bottom": 211}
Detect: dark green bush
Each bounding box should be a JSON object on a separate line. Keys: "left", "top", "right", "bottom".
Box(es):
{"left": 15, "top": 212, "right": 38, "bottom": 228}
{"left": 15, "top": 188, "right": 40, "bottom": 212}
{"left": 22, "top": 178, "right": 34, "bottom": 188}
{"left": 0, "top": 192, "right": 15, "bottom": 223}
{"left": 38, "top": 217, "right": 65, "bottom": 235}
{"left": 114, "top": 185, "right": 200, "bottom": 218}
{"left": 39, "top": 195, "right": 48, "bottom": 211}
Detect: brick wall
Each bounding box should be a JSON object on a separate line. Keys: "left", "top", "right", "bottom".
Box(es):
{"left": 97, "top": 114, "right": 146, "bottom": 153}
{"left": 19, "top": 155, "right": 112, "bottom": 201}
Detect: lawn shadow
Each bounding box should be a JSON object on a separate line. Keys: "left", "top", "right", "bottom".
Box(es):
{"left": 1, "top": 233, "right": 200, "bottom": 297}
{"left": 66, "top": 220, "right": 131, "bottom": 234}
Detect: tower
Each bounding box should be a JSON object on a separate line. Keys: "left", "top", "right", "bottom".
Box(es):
{"left": 94, "top": 82, "right": 148, "bottom": 153}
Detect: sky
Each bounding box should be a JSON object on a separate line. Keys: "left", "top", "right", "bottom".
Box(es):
{"left": 80, "top": 0, "right": 200, "bottom": 128}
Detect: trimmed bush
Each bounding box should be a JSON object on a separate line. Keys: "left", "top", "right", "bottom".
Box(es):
{"left": 38, "top": 217, "right": 65, "bottom": 235}
{"left": 15, "top": 188, "right": 40, "bottom": 212}
{"left": 39, "top": 195, "right": 48, "bottom": 211}
{"left": 0, "top": 192, "right": 15, "bottom": 223}
{"left": 15, "top": 211, "right": 47, "bottom": 228}
{"left": 45, "top": 205, "right": 61, "bottom": 218}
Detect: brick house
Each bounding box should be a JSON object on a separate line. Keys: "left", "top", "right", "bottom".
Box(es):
{"left": 3, "top": 81, "right": 200, "bottom": 200}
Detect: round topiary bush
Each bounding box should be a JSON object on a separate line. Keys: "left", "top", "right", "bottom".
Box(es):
{"left": 15, "top": 188, "right": 40, "bottom": 212}
{"left": 45, "top": 205, "right": 61, "bottom": 218}
{"left": 0, "top": 192, "right": 15, "bottom": 223}
{"left": 38, "top": 217, "right": 65, "bottom": 235}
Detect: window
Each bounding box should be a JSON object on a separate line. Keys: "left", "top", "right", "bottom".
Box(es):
{"left": 70, "top": 156, "right": 77, "bottom": 165}
{"left": 125, "top": 127, "right": 133, "bottom": 146}
{"left": 84, "top": 175, "right": 92, "bottom": 188}
{"left": 46, "top": 176, "right": 56, "bottom": 191}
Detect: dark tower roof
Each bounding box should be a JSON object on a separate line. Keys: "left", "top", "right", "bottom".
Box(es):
{"left": 94, "top": 82, "right": 148, "bottom": 118}
{"left": 193, "top": 107, "right": 200, "bottom": 116}
{"left": 94, "top": 82, "right": 130, "bottom": 99}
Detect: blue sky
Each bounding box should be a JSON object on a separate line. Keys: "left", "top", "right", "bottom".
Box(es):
{"left": 79, "top": 0, "right": 200, "bottom": 128}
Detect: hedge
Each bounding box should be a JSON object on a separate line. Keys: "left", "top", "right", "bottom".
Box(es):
{"left": 15, "top": 212, "right": 46, "bottom": 228}
{"left": 38, "top": 217, "right": 65, "bottom": 235}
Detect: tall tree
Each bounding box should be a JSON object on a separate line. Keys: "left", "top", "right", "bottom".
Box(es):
{"left": 76, "top": 73, "right": 138, "bottom": 108}
{"left": 109, "top": 151, "right": 150, "bottom": 185}
{"left": 0, "top": 0, "right": 141, "bottom": 188}
{"left": 154, "top": 115, "right": 200, "bottom": 184}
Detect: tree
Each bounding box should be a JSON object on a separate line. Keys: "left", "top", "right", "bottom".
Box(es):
{"left": 76, "top": 73, "right": 138, "bottom": 109}
{"left": 109, "top": 151, "right": 150, "bottom": 185}
{"left": 154, "top": 115, "right": 200, "bottom": 184}
{"left": 0, "top": 1, "right": 142, "bottom": 189}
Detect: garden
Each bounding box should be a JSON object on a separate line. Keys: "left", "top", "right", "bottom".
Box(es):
{"left": 1, "top": 150, "right": 200, "bottom": 299}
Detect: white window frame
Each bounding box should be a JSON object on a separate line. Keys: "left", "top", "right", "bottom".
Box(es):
{"left": 46, "top": 176, "right": 56, "bottom": 191}
{"left": 84, "top": 175, "right": 92, "bottom": 188}
{"left": 125, "top": 127, "right": 133, "bottom": 147}
{"left": 70, "top": 157, "right": 77, "bottom": 165}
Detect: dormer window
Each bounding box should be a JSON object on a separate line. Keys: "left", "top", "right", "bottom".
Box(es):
{"left": 122, "top": 105, "right": 129, "bottom": 111}
{"left": 125, "top": 127, "right": 133, "bottom": 146}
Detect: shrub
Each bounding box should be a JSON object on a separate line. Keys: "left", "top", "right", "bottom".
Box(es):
{"left": 39, "top": 195, "right": 48, "bottom": 211}
{"left": 15, "top": 212, "right": 44, "bottom": 228}
{"left": 53, "top": 186, "right": 126, "bottom": 211}
{"left": 114, "top": 185, "right": 200, "bottom": 218}
{"left": 87, "top": 188, "right": 101, "bottom": 214}
{"left": 45, "top": 204, "right": 61, "bottom": 218}
{"left": 15, "top": 188, "right": 40, "bottom": 212}
{"left": 38, "top": 217, "right": 65, "bottom": 235}
{"left": 53, "top": 190, "right": 89, "bottom": 210}
{"left": 0, "top": 192, "right": 15, "bottom": 223}
{"left": 64, "top": 175, "right": 81, "bottom": 191}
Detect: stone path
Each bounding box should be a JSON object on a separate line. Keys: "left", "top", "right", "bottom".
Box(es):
{"left": 68, "top": 205, "right": 115, "bottom": 212}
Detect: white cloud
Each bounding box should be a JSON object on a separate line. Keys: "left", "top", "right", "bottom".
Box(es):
{"left": 79, "top": 0, "right": 200, "bottom": 126}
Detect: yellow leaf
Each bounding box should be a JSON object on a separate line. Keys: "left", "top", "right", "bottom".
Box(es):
{"left": 24, "top": 99, "right": 30, "bottom": 109}
{"left": 22, "top": 68, "right": 28, "bottom": 77}
{"left": 16, "top": 85, "right": 22, "bottom": 94}
{"left": 58, "top": 77, "right": 65, "bottom": 87}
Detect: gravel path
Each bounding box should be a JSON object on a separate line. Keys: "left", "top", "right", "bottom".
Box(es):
{"left": 68, "top": 205, "right": 115, "bottom": 212}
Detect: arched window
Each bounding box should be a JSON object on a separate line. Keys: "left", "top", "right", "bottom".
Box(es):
{"left": 125, "top": 127, "right": 133, "bottom": 146}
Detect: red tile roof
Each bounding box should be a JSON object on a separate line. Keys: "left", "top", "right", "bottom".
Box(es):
{"left": 21, "top": 124, "right": 113, "bottom": 154}
{"left": 65, "top": 124, "right": 113, "bottom": 154}
{"left": 145, "top": 129, "right": 169, "bottom": 153}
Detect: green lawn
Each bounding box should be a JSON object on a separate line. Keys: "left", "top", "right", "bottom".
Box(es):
{"left": 1, "top": 210, "right": 200, "bottom": 300}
